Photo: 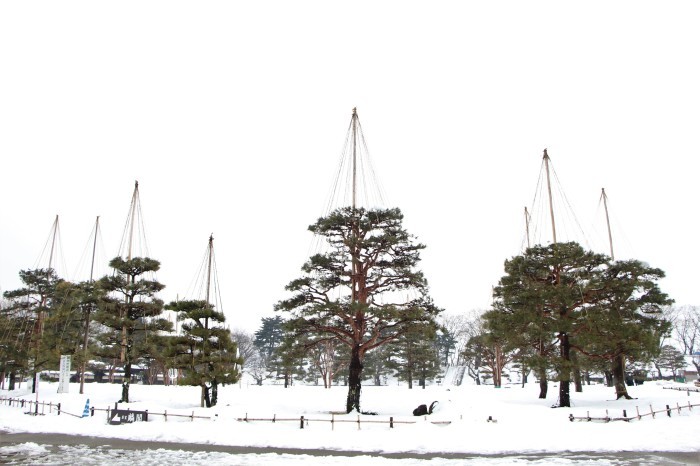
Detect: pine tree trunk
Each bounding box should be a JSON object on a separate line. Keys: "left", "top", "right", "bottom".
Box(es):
{"left": 211, "top": 380, "right": 218, "bottom": 407}
{"left": 570, "top": 350, "right": 582, "bottom": 392}
{"left": 346, "top": 345, "right": 363, "bottom": 413}
{"left": 573, "top": 369, "right": 582, "bottom": 393}
{"left": 558, "top": 333, "right": 571, "bottom": 407}
{"left": 538, "top": 367, "right": 547, "bottom": 399}
{"left": 121, "top": 334, "right": 132, "bottom": 403}
{"left": 612, "top": 354, "right": 632, "bottom": 400}
{"left": 202, "top": 383, "right": 212, "bottom": 408}
{"left": 604, "top": 370, "right": 613, "bottom": 387}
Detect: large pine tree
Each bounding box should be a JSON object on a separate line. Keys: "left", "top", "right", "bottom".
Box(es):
{"left": 276, "top": 207, "right": 441, "bottom": 413}
{"left": 491, "top": 242, "right": 609, "bottom": 407}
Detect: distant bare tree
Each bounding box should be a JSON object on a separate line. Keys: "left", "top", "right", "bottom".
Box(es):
{"left": 438, "top": 310, "right": 485, "bottom": 367}
{"left": 672, "top": 305, "right": 700, "bottom": 372}
{"left": 231, "top": 328, "right": 269, "bottom": 385}
{"left": 231, "top": 329, "right": 258, "bottom": 366}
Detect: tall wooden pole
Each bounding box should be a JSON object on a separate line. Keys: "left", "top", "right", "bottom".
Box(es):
{"left": 543, "top": 149, "right": 557, "bottom": 244}
{"left": 80, "top": 216, "right": 100, "bottom": 395}
{"left": 601, "top": 188, "right": 615, "bottom": 260}
{"left": 122, "top": 181, "right": 139, "bottom": 363}
{"left": 33, "top": 215, "right": 59, "bottom": 397}
{"left": 205, "top": 234, "right": 213, "bottom": 330}
{"left": 351, "top": 108, "right": 358, "bottom": 210}
{"left": 127, "top": 181, "right": 139, "bottom": 260}
{"left": 524, "top": 207, "right": 531, "bottom": 249}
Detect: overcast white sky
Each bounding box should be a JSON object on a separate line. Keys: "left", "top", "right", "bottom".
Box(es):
{"left": 1, "top": 1, "right": 699, "bottom": 332}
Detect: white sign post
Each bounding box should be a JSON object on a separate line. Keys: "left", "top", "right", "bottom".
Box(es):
{"left": 57, "top": 355, "right": 71, "bottom": 393}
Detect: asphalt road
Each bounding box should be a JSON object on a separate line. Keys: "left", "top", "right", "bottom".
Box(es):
{"left": 1, "top": 431, "right": 699, "bottom": 465}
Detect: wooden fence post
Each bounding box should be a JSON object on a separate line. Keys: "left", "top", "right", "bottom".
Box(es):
{"left": 164, "top": 410, "right": 167, "bottom": 422}
{"left": 666, "top": 405, "right": 671, "bottom": 417}
{"left": 390, "top": 416, "right": 394, "bottom": 428}
{"left": 650, "top": 404, "right": 655, "bottom": 419}
{"left": 57, "top": 403, "right": 61, "bottom": 416}
{"left": 300, "top": 415, "right": 304, "bottom": 429}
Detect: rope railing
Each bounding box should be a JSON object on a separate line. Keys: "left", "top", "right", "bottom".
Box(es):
{"left": 569, "top": 401, "right": 699, "bottom": 422}
{"left": 236, "top": 413, "right": 448, "bottom": 429}
{"left": 1, "top": 396, "right": 447, "bottom": 429}
{"left": 662, "top": 386, "right": 700, "bottom": 394}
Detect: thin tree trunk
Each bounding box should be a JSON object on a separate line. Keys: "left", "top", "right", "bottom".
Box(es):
{"left": 612, "top": 353, "right": 632, "bottom": 400}
{"left": 604, "top": 370, "right": 613, "bottom": 387}
{"left": 538, "top": 367, "right": 547, "bottom": 399}
{"left": 572, "top": 351, "right": 582, "bottom": 392}
{"left": 9, "top": 371, "right": 16, "bottom": 390}
{"left": 346, "top": 345, "right": 363, "bottom": 413}
{"left": 558, "top": 332, "right": 571, "bottom": 407}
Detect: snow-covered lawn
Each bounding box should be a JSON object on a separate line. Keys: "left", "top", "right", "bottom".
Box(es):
{"left": 1, "top": 378, "right": 699, "bottom": 455}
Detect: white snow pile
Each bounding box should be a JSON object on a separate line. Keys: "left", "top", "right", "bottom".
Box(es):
{"left": 1, "top": 379, "right": 699, "bottom": 455}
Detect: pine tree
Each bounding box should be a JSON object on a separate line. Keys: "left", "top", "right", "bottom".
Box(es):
{"left": 577, "top": 260, "right": 671, "bottom": 399}
{"left": 165, "top": 299, "right": 242, "bottom": 407}
{"left": 3, "top": 268, "right": 62, "bottom": 391}
{"left": 490, "top": 242, "right": 609, "bottom": 407}
{"left": 387, "top": 324, "right": 441, "bottom": 389}
{"left": 95, "top": 257, "right": 171, "bottom": 403}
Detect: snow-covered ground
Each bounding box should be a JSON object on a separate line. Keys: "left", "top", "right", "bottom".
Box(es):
{"left": 1, "top": 378, "right": 699, "bottom": 464}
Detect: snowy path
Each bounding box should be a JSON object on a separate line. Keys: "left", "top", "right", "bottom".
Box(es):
{"left": 1, "top": 433, "right": 699, "bottom": 465}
